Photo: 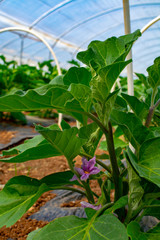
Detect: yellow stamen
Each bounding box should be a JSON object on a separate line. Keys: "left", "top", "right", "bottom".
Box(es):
{"left": 84, "top": 171, "right": 89, "bottom": 174}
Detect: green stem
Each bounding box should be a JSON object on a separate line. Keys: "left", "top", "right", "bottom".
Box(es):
{"left": 96, "top": 159, "right": 111, "bottom": 174}
{"left": 144, "top": 192, "right": 160, "bottom": 200}
{"left": 92, "top": 191, "right": 99, "bottom": 199}
{"left": 124, "top": 207, "right": 133, "bottom": 224}
{"left": 56, "top": 107, "right": 108, "bottom": 135}
{"left": 145, "top": 89, "right": 159, "bottom": 127}
{"left": 83, "top": 181, "right": 95, "bottom": 203}
{"left": 96, "top": 202, "right": 114, "bottom": 217}
{"left": 105, "top": 121, "right": 122, "bottom": 201}
{"left": 98, "top": 178, "right": 110, "bottom": 202}
{"left": 143, "top": 204, "right": 160, "bottom": 208}
{"left": 151, "top": 88, "right": 157, "bottom": 107}
{"left": 86, "top": 112, "right": 108, "bottom": 135}
{"left": 145, "top": 106, "right": 154, "bottom": 127}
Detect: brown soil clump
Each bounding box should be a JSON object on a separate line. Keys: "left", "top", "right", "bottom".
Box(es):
{"left": 0, "top": 131, "right": 17, "bottom": 144}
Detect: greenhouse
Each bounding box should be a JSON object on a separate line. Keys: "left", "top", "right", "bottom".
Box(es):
{"left": 0, "top": 0, "right": 160, "bottom": 239}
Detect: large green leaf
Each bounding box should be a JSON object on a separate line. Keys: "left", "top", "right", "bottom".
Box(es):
{"left": 147, "top": 57, "right": 160, "bottom": 89}
{"left": 135, "top": 72, "right": 149, "bottom": 89}
{"left": 0, "top": 171, "right": 76, "bottom": 228}
{"left": 93, "top": 89, "right": 120, "bottom": 128}
{"left": 127, "top": 221, "right": 160, "bottom": 240}
{"left": 111, "top": 109, "right": 150, "bottom": 150}
{"left": 27, "top": 214, "right": 128, "bottom": 240}
{"left": 77, "top": 30, "right": 140, "bottom": 69}
{"left": 114, "top": 95, "right": 128, "bottom": 111}
{"left": 40, "top": 171, "right": 79, "bottom": 187}
{"left": 0, "top": 125, "right": 61, "bottom": 163}
{"left": 138, "top": 138, "right": 160, "bottom": 187}
{"left": 0, "top": 176, "right": 48, "bottom": 228}
{"left": 90, "top": 61, "right": 130, "bottom": 103}
{"left": 121, "top": 93, "right": 149, "bottom": 120}
{"left": 27, "top": 229, "right": 41, "bottom": 239}
{"left": 68, "top": 83, "right": 92, "bottom": 112}
{"left": 143, "top": 127, "right": 160, "bottom": 143}
{"left": 127, "top": 139, "right": 160, "bottom": 187}
{"left": 0, "top": 84, "right": 88, "bottom": 124}
{"left": 49, "top": 75, "right": 64, "bottom": 85}
{"left": 35, "top": 125, "right": 87, "bottom": 165}
{"left": 0, "top": 85, "right": 68, "bottom": 111}
{"left": 142, "top": 200, "right": 160, "bottom": 220}
{"left": 79, "top": 122, "right": 103, "bottom": 157}
{"left": 104, "top": 195, "right": 128, "bottom": 214}
{"left": 127, "top": 160, "right": 144, "bottom": 214}
{"left": 63, "top": 67, "right": 91, "bottom": 86}
{"left": 100, "top": 137, "right": 127, "bottom": 151}
{"left": 0, "top": 137, "right": 61, "bottom": 163}
{"left": 98, "top": 61, "right": 131, "bottom": 95}
{"left": 148, "top": 223, "right": 160, "bottom": 235}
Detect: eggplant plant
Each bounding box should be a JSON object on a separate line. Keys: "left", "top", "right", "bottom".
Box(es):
{"left": 0, "top": 29, "right": 160, "bottom": 239}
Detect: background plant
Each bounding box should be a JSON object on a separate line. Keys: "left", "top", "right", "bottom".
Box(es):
{"left": 0, "top": 29, "right": 160, "bottom": 239}
{"left": 0, "top": 56, "right": 67, "bottom": 123}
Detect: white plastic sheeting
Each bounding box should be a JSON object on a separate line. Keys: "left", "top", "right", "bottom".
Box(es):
{"left": 0, "top": 0, "right": 160, "bottom": 73}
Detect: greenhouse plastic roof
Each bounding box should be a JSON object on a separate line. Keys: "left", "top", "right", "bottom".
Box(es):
{"left": 0, "top": 0, "right": 160, "bottom": 74}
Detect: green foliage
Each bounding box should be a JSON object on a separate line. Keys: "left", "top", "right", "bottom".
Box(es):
{"left": 0, "top": 56, "right": 66, "bottom": 96}
{"left": 127, "top": 222, "right": 160, "bottom": 240}
{"left": 142, "top": 200, "right": 160, "bottom": 220}
{"left": 0, "top": 125, "right": 61, "bottom": 163}
{"left": 0, "top": 29, "right": 160, "bottom": 239}
{"left": 121, "top": 93, "right": 149, "bottom": 120}
{"left": 0, "top": 56, "right": 66, "bottom": 122}
{"left": 27, "top": 214, "right": 128, "bottom": 240}
{"left": 0, "top": 176, "right": 48, "bottom": 228}
{"left": 63, "top": 67, "right": 91, "bottom": 86}
{"left": 35, "top": 125, "right": 87, "bottom": 167}
{"left": 0, "top": 171, "right": 77, "bottom": 228}
{"left": 111, "top": 109, "right": 150, "bottom": 150}
{"left": 147, "top": 57, "right": 160, "bottom": 89}
{"left": 79, "top": 122, "right": 103, "bottom": 157}
{"left": 127, "top": 137, "right": 160, "bottom": 188}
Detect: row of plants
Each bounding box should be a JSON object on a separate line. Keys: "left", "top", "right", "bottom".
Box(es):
{"left": 0, "top": 56, "right": 67, "bottom": 123}
{"left": 0, "top": 55, "right": 68, "bottom": 95}
{"left": 0, "top": 29, "right": 160, "bottom": 239}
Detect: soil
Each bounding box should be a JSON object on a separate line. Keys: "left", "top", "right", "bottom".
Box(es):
{"left": 0, "top": 120, "right": 105, "bottom": 239}
{"left": 0, "top": 131, "right": 17, "bottom": 144}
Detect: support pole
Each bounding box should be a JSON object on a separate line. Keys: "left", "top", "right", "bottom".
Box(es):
{"left": 123, "top": 0, "right": 134, "bottom": 96}
{"left": 20, "top": 36, "right": 24, "bottom": 65}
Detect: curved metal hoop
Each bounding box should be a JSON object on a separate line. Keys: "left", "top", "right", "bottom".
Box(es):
{"left": 141, "top": 15, "right": 160, "bottom": 34}
{"left": 0, "top": 26, "right": 63, "bottom": 124}
{"left": 0, "top": 26, "right": 62, "bottom": 75}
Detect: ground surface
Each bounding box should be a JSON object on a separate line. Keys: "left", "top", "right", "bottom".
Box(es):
{"left": 0, "top": 119, "right": 103, "bottom": 239}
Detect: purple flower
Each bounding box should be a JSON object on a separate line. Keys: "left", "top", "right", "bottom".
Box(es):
{"left": 70, "top": 156, "right": 100, "bottom": 181}
{"left": 81, "top": 201, "right": 102, "bottom": 210}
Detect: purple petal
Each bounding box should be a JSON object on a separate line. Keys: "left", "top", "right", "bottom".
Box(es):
{"left": 89, "top": 167, "right": 100, "bottom": 175}
{"left": 81, "top": 201, "right": 101, "bottom": 210}
{"left": 74, "top": 167, "right": 84, "bottom": 176}
{"left": 81, "top": 157, "right": 89, "bottom": 171}
{"left": 70, "top": 174, "right": 78, "bottom": 182}
{"left": 80, "top": 173, "right": 90, "bottom": 181}
{"left": 88, "top": 156, "right": 96, "bottom": 171}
